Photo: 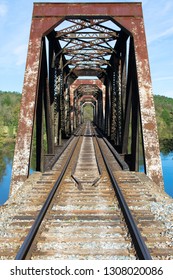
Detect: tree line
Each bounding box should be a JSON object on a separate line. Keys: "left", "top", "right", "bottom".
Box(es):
{"left": 154, "top": 95, "right": 173, "bottom": 153}
{"left": 0, "top": 91, "right": 21, "bottom": 130}
{"left": 0, "top": 91, "right": 173, "bottom": 152}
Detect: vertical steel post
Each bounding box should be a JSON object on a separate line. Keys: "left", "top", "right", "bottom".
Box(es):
{"left": 122, "top": 37, "right": 134, "bottom": 155}
{"left": 36, "top": 68, "right": 44, "bottom": 172}
{"left": 42, "top": 39, "right": 54, "bottom": 155}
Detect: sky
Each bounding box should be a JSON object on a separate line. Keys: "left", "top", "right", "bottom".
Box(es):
{"left": 0, "top": 0, "right": 173, "bottom": 98}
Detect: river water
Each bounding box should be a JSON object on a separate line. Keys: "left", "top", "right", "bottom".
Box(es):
{"left": 161, "top": 152, "right": 173, "bottom": 197}
{"left": 0, "top": 149, "right": 173, "bottom": 205}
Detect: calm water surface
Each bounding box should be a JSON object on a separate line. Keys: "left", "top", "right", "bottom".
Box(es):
{"left": 0, "top": 158, "right": 12, "bottom": 205}
{"left": 161, "top": 152, "right": 173, "bottom": 197}
{"left": 0, "top": 151, "right": 173, "bottom": 205}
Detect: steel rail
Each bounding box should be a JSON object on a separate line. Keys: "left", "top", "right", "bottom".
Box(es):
{"left": 15, "top": 127, "right": 84, "bottom": 260}
{"left": 47, "top": 125, "right": 82, "bottom": 170}
{"left": 95, "top": 126, "right": 129, "bottom": 171}
{"left": 71, "top": 122, "right": 101, "bottom": 188}
{"left": 94, "top": 127, "right": 152, "bottom": 260}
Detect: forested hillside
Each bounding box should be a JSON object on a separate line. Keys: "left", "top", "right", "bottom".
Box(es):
{"left": 154, "top": 95, "right": 173, "bottom": 153}
{"left": 0, "top": 91, "right": 173, "bottom": 152}
{"left": 0, "top": 91, "right": 21, "bottom": 129}
{"left": 0, "top": 91, "right": 21, "bottom": 178}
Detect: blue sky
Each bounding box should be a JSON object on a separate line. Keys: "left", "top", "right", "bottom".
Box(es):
{"left": 0, "top": 0, "right": 173, "bottom": 98}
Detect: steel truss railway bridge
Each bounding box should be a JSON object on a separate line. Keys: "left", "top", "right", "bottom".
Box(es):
{"left": 11, "top": 1, "right": 163, "bottom": 190}
{"left": 1, "top": 2, "right": 173, "bottom": 260}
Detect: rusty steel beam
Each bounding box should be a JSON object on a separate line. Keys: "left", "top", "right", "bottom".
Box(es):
{"left": 10, "top": 14, "right": 64, "bottom": 195}
{"left": 70, "top": 79, "right": 105, "bottom": 132}
{"left": 57, "top": 32, "right": 118, "bottom": 40}
{"left": 56, "top": 18, "right": 108, "bottom": 37}
{"left": 63, "top": 49, "right": 113, "bottom": 55}
{"left": 114, "top": 17, "right": 163, "bottom": 187}
{"left": 70, "top": 79, "right": 105, "bottom": 92}
{"left": 33, "top": 3, "right": 142, "bottom": 17}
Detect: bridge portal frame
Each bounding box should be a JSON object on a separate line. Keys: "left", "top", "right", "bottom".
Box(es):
{"left": 11, "top": 2, "right": 163, "bottom": 195}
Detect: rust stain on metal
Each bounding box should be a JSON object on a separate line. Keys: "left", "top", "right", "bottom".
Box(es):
{"left": 112, "top": 15, "right": 163, "bottom": 187}
{"left": 132, "top": 19, "right": 163, "bottom": 187}
{"left": 70, "top": 79, "right": 104, "bottom": 93}
{"left": 10, "top": 36, "right": 42, "bottom": 196}
{"left": 33, "top": 2, "right": 142, "bottom": 18}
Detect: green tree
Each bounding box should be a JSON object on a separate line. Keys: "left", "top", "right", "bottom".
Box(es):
{"left": 161, "top": 109, "right": 171, "bottom": 126}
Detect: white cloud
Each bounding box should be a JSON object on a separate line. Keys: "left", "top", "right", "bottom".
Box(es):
{"left": 148, "top": 26, "right": 173, "bottom": 45}
{"left": 160, "top": 26, "right": 173, "bottom": 37}
{"left": 13, "top": 44, "right": 28, "bottom": 66}
{"left": 153, "top": 76, "right": 173, "bottom": 82}
{"left": 141, "top": 0, "right": 150, "bottom": 6}
{"left": 164, "top": 91, "right": 173, "bottom": 98}
{"left": 160, "top": 1, "right": 173, "bottom": 16}
{"left": 0, "top": 3, "right": 8, "bottom": 17}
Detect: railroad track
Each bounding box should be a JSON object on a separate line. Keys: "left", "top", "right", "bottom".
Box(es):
{"left": 15, "top": 122, "right": 151, "bottom": 260}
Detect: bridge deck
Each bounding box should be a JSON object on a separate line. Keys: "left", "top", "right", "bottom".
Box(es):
{"left": 0, "top": 171, "right": 173, "bottom": 259}
{"left": 0, "top": 127, "right": 173, "bottom": 260}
